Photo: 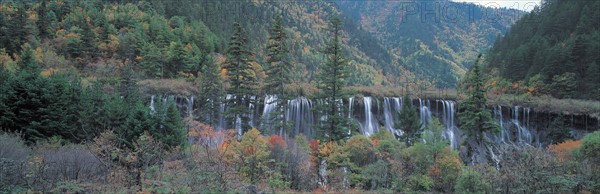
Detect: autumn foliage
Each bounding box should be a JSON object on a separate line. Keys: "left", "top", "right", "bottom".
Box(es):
{"left": 548, "top": 140, "right": 582, "bottom": 162}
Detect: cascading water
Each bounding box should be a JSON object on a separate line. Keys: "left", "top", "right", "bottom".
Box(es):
{"left": 286, "top": 97, "right": 314, "bottom": 136}
{"left": 348, "top": 97, "right": 354, "bottom": 119}
{"left": 489, "top": 105, "right": 539, "bottom": 147}
{"left": 383, "top": 97, "right": 403, "bottom": 135}
{"left": 439, "top": 100, "right": 459, "bottom": 149}
{"left": 248, "top": 96, "right": 256, "bottom": 129}
{"left": 419, "top": 99, "right": 432, "bottom": 129}
{"left": 185, "top": 96, "right": 194, "bottom": 118}
{"left": 149, "top": 95, "right": 155, "bottom": 114}
{"left": 361, "top": 97, "right": 377, "bottom": 136}
{"left": 216, "top": 94, "right": 233, "bottom": 130}
{"left": 261, "top": 95, "right": 279, "bottom": 133}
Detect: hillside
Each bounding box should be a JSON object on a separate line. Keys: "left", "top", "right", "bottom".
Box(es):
{"left": 0, "top": 0, "right": 521, "bottom": 90}
{"left": 486, "top": 0, "right": 600, "bottom": 100}
{"left": 336, "top": 0, "right": 522, "bottom": 87}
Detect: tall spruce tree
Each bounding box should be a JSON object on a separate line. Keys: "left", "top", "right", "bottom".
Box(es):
{"left": 395, "top": 94, "right": 421, "bottom": 146}
{"left": 225, "top": 22, "right": 259, "bottom": 135}
{"left": 459, "top": 54, "right": 496, "bottom": 157}
{"left": 201, "top": 54, "right": 224, "bottom": 126}
{"left": 316, "top": 17, "right": 353, "bottom": 142}
{"left": 264, "top": 14, "right": 291, "bottom": 134}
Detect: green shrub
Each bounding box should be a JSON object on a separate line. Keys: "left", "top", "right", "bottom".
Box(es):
{"left": 578, "top": 131, "right": 600, "bottom": 160}
{"left": 407, "top": 174, "right": 433, "bottom": 192}
{"left": 454, "top": 169, "right": 491, "bottom": 194}
{"left": 52, "top": 180, "right": 85, "bottom": 193}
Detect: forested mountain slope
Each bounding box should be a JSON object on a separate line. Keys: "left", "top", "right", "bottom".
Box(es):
{"left": 335, "top": 0, "right": 522, "bottom": 88}
{"left": 0, "top": 0, "right": 520, "bottom": 90}
{"left": 487, "top": 0, "right": 600, "bottom": 100}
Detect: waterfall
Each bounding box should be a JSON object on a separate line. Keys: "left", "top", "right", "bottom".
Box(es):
{"left": 419, "top": 99, "right": 432, "bottom": 129}
{"left": 185, "top": 96, "right": 194, "bottom": 118}
{"left": 149, "top": 95, "right": 155, "bottom": 114}
{"left": 383, "top": 97, "right": 403, "bottom": 135}
{"left": 261, "top": 95, "right": 278, "bottom": 133}
{"left": 286, "top": 97, "right": 314, "bottom": 137}
{"left": 248, "top": 96, "right": 256, "bottom": 129}
{"left": 383, "top": 97, "right": 395, "bottom": 132}
{"left": 489, "top": 105, "right": 538, "bottom": 146}
{"left": 361, "top": 97, "right": 377, "bottom": 136}
{"left": 348, "top": 97, "right": 354, "bottom": 119}
{"left": 216, "top": 94, "right": 233, "bottom": 130}
{"left": 440, "top": 100, "right": 459, "bottom": 149}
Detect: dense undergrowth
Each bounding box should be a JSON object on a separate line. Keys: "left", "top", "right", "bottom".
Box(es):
{"left": 2, "top": 120, "right": 599, "bottom": 193}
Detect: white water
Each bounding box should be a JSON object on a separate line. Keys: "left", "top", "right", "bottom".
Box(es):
{"left": 361, "top": 97, "right": 377, "bottom": 136}
{"left": 440, "top": 100, "right": 459, "bottom": 149}
{"left": 383, "top": 97, "right": 403, "bottom": 136}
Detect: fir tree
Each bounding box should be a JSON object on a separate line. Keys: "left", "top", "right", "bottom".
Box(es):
{"left": 120, "top": 101, "right": 151, "bottom": 149}
{"left": 264, "top": 14, "right": 291, "bottom": 134}
{"left": 225, "top": 22, "right": 259, "bottom": 134}
{"left": 395, "top": 94, "right": 421, "bottom": 146}
{"left": 459, "top": 54, "right": 496, "bottom": 157}
{"left": 201, "top": 54, "right": 224, "bottom": 126}
{"left": 160, "top": 99, "right": 186, "bottom": 149}
{"left": 316, "top": 17, "right": 353, "bottom": 142}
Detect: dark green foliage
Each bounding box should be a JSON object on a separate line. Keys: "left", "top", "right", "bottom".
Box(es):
{"left": 395, "top": 95, "right": 421, "bottom": 146}
{"left": 488, "top": 0, "right": 600, "bottom": 100}
{"left": 119, "top": 101, "right": 151, "bottom": 149}
{"left": 0, "top": 3, "right": 29, "bottom": 56}
{"left": 459, "top": 55, "right": 496, "bottom": 157}
{"left": 153, "top": 99, "right": 186, "bottom": 149}
{"left": 315, "top": 17, "right": 353, "bottom": 142}
{"left": 225, "top": 22, "right": 259, "bottom": 134}
{"left": 200, "top": 55, "right": 224, "bottom": 126}
{"left": 264, "top": 14, "right": 292, "bottom": 134}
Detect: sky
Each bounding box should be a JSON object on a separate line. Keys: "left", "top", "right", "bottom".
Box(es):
{"left": 451, "top": 0, "right": 541, "bottom": 11}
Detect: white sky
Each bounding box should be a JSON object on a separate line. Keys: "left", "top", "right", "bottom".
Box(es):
{"left": 452, "top": 0, "right": 541, "bottom": 11}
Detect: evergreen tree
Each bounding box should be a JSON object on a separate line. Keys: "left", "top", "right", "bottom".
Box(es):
{"left": 264, "top": 14, "right": 291, "bottom": 134}
{"left": 17, "top": 44, "right": 39, "bottom": 73}
{"left": 225, "top": 22, "right": 259, "bottom": 134}
{"left": 120, "top": 101, "right": 152, "bottom": 148}
{"left": 395, "top": 94, "right": 421, "bottom": 146}
{"left": 151, "top": 98, "right": 186, "bottom": 150}
{"left": 200, "top": 55, "right": 224, "bottom": 126}
{"left": 459, "top": 54, "right": 496, "bottom": 158}
{"left": 316, "top": 17, "right": 353, "bottom": 142}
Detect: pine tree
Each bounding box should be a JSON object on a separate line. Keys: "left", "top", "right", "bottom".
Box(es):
{"left": 17, "top": 44, "right": 39, "bottom": 73}
{"left": 459, "top": 54, "right": 496, "bottom": 153}
{"left": 201, "top": 54, "right": 224, "bottom": 126}
{"left": 225, "top": 22, "right": 259, "bottom": 134}
{"left": 160, "top": 99, "right": 186, "bottom": 149}
{"left": 264, "top": 14, "right": 291, "bottom": 134}
{"left": 316, "top": 17, "right": 353, "bottom": 142}
{"left": 120, "top": 101, "right": 151, "bottom": 148}
{"left": 395, "top": 94, "right": 421, "bottom": 146}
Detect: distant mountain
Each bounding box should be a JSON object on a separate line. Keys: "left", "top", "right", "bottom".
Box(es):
{"left": 487, "top": 0, "right": 600, "bottom": 100}
{"left": 335, "top": 0, "right": 522, "bottom": 88}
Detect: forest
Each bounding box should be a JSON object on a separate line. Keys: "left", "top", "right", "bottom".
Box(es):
{"left": 1, "top": 0, "right": 599, "bottom": 193}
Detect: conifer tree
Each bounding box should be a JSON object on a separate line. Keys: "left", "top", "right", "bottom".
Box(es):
{"left": 225, "top": 22, "right": 259, "bottom": 134}
{"left": 316, "top": 17, "right": 353, "bottom": 142}
{"left": 119, "top": 101, "right": 151, "bottom": 148}
{"left": 459, "top": 54, "right": 496, "bottom": 155}
{"left": 395, "top": 94, "right": 421, "bottom": 146}
{"left": 264, "top": 14, "right": 291, "bottom": 134}
{"left": 201, "top": 55, "right": 224, "bottom": 126}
